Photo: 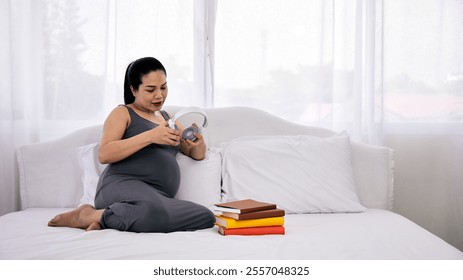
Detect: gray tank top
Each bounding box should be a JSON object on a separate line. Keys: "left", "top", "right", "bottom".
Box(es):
{"left": 103, "top": 105, "right": 181, "bottom": 197}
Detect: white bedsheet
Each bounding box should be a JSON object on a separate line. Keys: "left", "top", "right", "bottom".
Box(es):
{"left": 0, "top": 208, "right": 461, "bottom": 260}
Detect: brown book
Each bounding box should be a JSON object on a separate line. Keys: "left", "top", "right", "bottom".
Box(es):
{"left": 218, "top": 226, "right": 285, "bottom": 236}
{"left": 221, "top": 208, "right": 285, "bottom": 220}
{"left": 213, "top": 199, "right": 276, "bottom": 214}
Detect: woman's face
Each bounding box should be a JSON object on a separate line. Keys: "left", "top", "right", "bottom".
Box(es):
{"left": 131, "top": 70, "right": 168, "bottom": 112}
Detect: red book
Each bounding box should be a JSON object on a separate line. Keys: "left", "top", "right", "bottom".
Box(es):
{"left": 218, "top": 226, "right": 285, "bottom": 236}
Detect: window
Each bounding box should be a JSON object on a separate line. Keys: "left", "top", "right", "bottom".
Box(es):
{"left": 382, "top": 0, "right": 463, "bottom": 123}
{"left": 43, "top": 0, "right": 195, "bottom": 122}
{"left": 215, "top": 0, "right": 336, "bottom": 124}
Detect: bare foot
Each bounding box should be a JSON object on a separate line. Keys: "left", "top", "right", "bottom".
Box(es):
{"left": 86, "top": 222, "right": 102, "bottom": 231}
{"left": 48, "top": 204, "right": 103, "bottom": 230}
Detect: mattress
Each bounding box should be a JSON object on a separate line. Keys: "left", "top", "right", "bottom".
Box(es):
{"left": 1, "top": 208, "right": 461, "bottom": 260}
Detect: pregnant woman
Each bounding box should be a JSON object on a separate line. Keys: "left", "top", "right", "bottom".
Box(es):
{"left": 48, "top": 57, "right": 215, "bottom": 233}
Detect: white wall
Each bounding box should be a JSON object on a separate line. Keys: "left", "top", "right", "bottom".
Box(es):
{"left": 385, "top": 134, "right": 463, "bottom": 251}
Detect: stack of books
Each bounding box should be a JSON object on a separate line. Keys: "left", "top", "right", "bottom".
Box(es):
{"left": 212, "top": 199, "right": 285, "bottom": 236}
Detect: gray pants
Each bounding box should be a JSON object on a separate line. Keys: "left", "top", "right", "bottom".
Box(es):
{"left": 95, "top": 177, "right": 215, "bottom": 233}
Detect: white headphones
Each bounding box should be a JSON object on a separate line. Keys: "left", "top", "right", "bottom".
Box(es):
{"left": 168, "top": 107, "right": 208, "bottom": 141}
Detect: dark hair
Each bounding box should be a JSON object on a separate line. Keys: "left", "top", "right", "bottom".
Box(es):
{"left": 123, "top": 57, "right": 167, "bottom": 104}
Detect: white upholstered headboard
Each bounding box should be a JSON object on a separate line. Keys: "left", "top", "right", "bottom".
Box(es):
{"left": 16, "top": 106, "right": 393, "bottom": 210}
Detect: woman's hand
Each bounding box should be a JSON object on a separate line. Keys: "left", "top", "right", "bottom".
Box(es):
{"left": 151, "top": 121, "right": 181, "bottom": 146}
{"left": 180, "top": 123, "right": 206, "bottom": 160}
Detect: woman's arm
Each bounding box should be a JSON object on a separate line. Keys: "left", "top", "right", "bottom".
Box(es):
{"left": 98, "top": 106, "right": 181, "bottom": 164}
{"left": 181, "top": 134, "right": 206, "bottom": 160}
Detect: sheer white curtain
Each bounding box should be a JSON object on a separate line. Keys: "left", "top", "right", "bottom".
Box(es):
{"left": 214, "top": 0, "right": 384, "bottom": 144}
{"left": 382, "top": 0, "right": 463, "bottom": 128}
{"left": 381, "top": 0, "right": 463, "bottom": 251}
{"left": 0, "top": 0, "right": 205, "bottom": 215}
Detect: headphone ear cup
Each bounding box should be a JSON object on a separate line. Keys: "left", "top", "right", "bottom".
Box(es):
{"left": 182, "top": 126, "right": 199, "bottom": 141}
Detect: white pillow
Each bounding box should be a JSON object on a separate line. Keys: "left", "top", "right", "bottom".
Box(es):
{"left": 17, "top": 141, "right": 84, "bottom": 209}
{"left": 175, "top": 152, "right": 222, "bottom": 207}
{"left": 220, "top": 134, "right": 366, "bottom": 213}
{"left": 76, "top": 143, "right": 222, "bottom": 208}
{"left": 76, "top": 143, "right": 107, "bottom": 206}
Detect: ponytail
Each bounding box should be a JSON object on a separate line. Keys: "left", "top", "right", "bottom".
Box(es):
{"left": 123, "top": 62, "right": 135, "bottom": 105}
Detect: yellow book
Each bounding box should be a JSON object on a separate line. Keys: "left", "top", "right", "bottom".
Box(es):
{"left": 215, "top": 215, "right": 284, "bottom": 229}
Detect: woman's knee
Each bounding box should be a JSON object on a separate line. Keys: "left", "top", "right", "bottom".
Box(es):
{"left": 195, "top": 206, "right": 216, "bottom": 230}
{"left": 132, "top": 201, "right": 171, "bottom": 232}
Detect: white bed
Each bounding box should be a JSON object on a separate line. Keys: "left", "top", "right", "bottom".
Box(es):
{"left": 1, "top": 106, "right": 462, "bottom": 260}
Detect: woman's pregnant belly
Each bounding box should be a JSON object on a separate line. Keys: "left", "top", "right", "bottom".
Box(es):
{"left": 107, "top": 146, "right": 180, "bottom": 197}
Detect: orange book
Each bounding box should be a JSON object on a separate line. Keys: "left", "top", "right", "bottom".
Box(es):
{"left": 218, "top": 226, "right": 285, "bottom": 236}
{"left": 215, "top": 215, "right": 284, "bottom": 229}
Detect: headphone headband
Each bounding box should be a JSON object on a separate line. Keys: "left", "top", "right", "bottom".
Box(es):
{"left": 168, "top": 107, "right": 208, "bottom": 131}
